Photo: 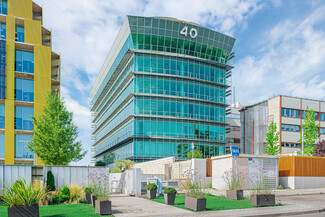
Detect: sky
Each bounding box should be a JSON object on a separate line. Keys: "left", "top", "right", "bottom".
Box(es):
{"left": 33, "top": 0, "right": 325, "bottom": 165}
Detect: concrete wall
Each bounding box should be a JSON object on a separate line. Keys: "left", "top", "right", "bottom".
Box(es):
{"left": 133, "top": 157, "right": 175, "bottom": 179}
{"left": 170, "top": 160, "right": 192, "bottom": 180}
{"left": 280, "top": 176, "right": 325, "bottom": 189}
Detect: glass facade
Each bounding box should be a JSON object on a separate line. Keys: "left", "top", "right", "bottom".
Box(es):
{"left": 16, "top": 25, "right": 24, "bottom": 42}
{"left": 15, "top": 78, "right": 34, "bottom": 102}
{"left": 15, "top": 106, "right": 34, "bottom": 131}
{"left": 0, "top": 104, "right": 4, "bottom": 129}
{"left": 0, "top": 133, "right": 4, "bottom": 158}
{"left": 90, "top": 16, "right": 235, "bottom": 162}
{"left": 15, "top": 50, "right": 34, "bottom": 74}
{"left": 15, "top": 134, "right": 33, "bottom": 159}
{"left": 0, "top": 23, "right": 5, "bottom": 40}
{"left": 0, "top": 0, "right": 7, "bottom": 15}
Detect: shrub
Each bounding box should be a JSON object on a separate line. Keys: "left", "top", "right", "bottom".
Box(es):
{"left": 277, "top": 184, "right": 284, "bottom": 190}
{"left": 46, "top": 171, "right": 56, "bottom": 191}
{"left": 145, "top": 183, "right": 157, "bottom": 190}
{"left": 79, "top": 198, "right": 88, "bottom": 204}
{"left": 84, "top": 187, "right": 93, "bottom": 194}
{"left": 1, "top": 179, "right": 45, "bottom": 207}
{"left": 95, "top": 160, "right": 106, "bottom": 166}
{"left": 115, "top": 159, "right": 135, "bottom": 172}
{"left": 89, "top": 168, "right": 110, "bottom": 200}
{"left": 62, "top": 185, "right": 70, "bottom": 196}
{"left": 69, "top": 184, "right": 84, "bottom": 203}
{"left": 109, "top": 168, "right": 122, "bottom": 173}
{"left": 163, "top": 187, "right": 177, "bottom": 194}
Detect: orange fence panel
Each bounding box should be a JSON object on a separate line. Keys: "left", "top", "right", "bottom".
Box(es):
{"left": 206, "top": 158, "right": 212, "bottom": 177}
{"left": 279, "top": 156, "right": 325, "bottom": 177}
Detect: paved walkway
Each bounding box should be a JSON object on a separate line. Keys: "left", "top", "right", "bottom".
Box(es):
{"left": 110, "top": 193, "right": 325, "bottom": 217}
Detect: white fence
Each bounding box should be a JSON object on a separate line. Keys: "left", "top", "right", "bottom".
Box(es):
{"left": 0, "top": 165, "right": 106, "bottom": 189}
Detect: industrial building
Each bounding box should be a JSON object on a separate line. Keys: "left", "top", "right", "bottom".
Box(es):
{"left": 0, "top": 0, "right": 61, "bottom": 165}
{"left": 90, "top": 16, "right": 235, "bottom": 162}
{"left": 240, "top": 95, "right": 325, "bottom": 155}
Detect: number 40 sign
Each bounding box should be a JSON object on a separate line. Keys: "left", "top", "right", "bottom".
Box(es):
{"left": 180, "top": 26, "right": 198, "bottom": 39}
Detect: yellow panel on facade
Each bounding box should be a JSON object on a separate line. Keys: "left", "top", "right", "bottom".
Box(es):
{"left": 6, "top": 16, "right": 15, "bottom": 43}
{"left": 5, "top": 100, "right": 14, "bottom": 164}
{"left": 8, "top": 0, "right": 32, "bottom": 19}
{"left": 34, "top": 45, "right": 51, "bottom": 77}
{"left": 25, "top": 19, "right": 42, "bottom": 45}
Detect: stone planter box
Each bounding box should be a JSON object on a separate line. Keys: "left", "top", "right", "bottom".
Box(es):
{"left": 164, "top": 193, "right": 176, "bottom": 205}
{"left": 91, "top": 194, "right": 97, "bottom": 207}
{"left": 250, "top": 194, "right": 275, "bottom": 207}
{"left": 95, "top": 200, "right": 112, "bottom": 215}
{"left": 8, "top": 205, "right": 39, "bottom": 217}
{"left": 86, "top": 193, "right": 92, "bottom": 204}
{"left": 147, "top": 189, "right": 156, "bottom": 199}
{"left": 226, "top": 190, "right": 244, "bottom": 200}
{"left": 185, "top": 195, "right": 206, "bottom": 211}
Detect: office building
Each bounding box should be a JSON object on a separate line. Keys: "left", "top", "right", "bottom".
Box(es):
{"left": 0, "top": 0, "right": 61, "bottom": 165}
{"left": 240, "top": 95, "right": 325, "bottom": 155}
{"left": 90, "top": 16, "right": 235, "bottom": 162}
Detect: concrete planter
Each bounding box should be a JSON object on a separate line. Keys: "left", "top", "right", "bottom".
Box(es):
{"left": 185, "top": 195, "right": 206, "bottom": 211}
{"left": 95, "top": 200, "right": 112, "bottom": 215}
{"left": 164, "top": 193, "right": 176, "bottom": 205}
{"left": 250, "top": 194, "right": 275, "bottom": 207}
{"left": 85, "top": 193, "right": 92, "bottom": 204}
{"left": 8, "top": 205, "right": 39, "bottom": 217}
{"left": 226, "top": 190, "right": 244, "bottom": 200}
{"left": 91, "top": 194, "right": 97, "bottom": 207}
{"left": 147, "top": 190, "right": 156, "bottom": 199}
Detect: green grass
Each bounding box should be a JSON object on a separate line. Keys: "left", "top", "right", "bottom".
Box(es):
{"left": 152, "top": 194, "right": 254, "bottom": 211}
{"left": 0, "top": 204, "right": 108, "bottom": 217}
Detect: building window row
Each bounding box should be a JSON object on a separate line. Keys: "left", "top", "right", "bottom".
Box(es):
{"left": 282, "top": 108, "right": 324, "bottom": 120}
{"left": 15, "top": 78, "right": 34, "bottom": 102}
{"left": 134, "top": 53, "right": 226, "bottom": 84}
{"left": 15, "top": 50, "right": 34, "bottom": 74}
{"left": 135, "top": 98, "right": 225, "bottom": 122}
{"left": 281, "top": 143, "right": 300, "bottom": 148}
{"left": 134, "top": 76, "right": 225, "bottom": 103}
{"left": 281, "top": 124, "right": 300, "bottom": 132}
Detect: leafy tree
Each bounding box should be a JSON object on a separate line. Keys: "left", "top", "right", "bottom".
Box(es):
{"left": 314, "top": 140, "right": 325, "bottom": 157}
{"left": 263, "top": 122, "right": 281, "bottom": 155}
{"left": 103, "top": 153, "right": 115, "bottom": 165}
{"left": 46, "top": 171, "right": 56, "bottom": 191}
{"left": 297, "top": 107, "right": 320, "bottom": 156}
{"left": 187, "top": 149, "right": 203, "bottom": 159}
{"left": 95, "top": 160, "right": 106, "bottom": 166}
{"left": 115, "top": 159, "right": 135, "bottom": 172}
{"left": 28, "top": 92, "right": 86, "bottom": 165}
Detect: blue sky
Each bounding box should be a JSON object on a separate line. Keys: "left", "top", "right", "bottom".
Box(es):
{"left": 34, "top": 0, "right": 325, "bottom": 165}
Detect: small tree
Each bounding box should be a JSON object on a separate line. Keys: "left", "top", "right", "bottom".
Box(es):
{"left": 46, "top": 171, "right": 56, "bottom": 191}
{"left": 314, "top": 140, "right": 325, "bottom": 157}
{"left": 298, "top": 107, "right": 320, "bottom": 156}
{"left": 28, "top": 92, "right": 86, "bottom": 165}
{"left": 95, "top": 160, "right": 106, "bottom": 166}
{"left": 103, "top": 153, "right": 115, "bottom": 165}
{"left": 115, "top": 159, "right": 135, "bottom": 172}
{"left": 187, "top": 149, "right": 203, "bottom": 159}
{"left": 263, "top": 122, "right": 281, "bottom": 155}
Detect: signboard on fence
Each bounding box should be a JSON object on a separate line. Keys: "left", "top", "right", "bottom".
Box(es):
{"left": 231, "top": 146, "right": 239, "bottom": 156}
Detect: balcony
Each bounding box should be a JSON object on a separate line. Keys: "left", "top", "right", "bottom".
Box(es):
{"left": 51, "top": 52, "right": 60, "bottom": 92}
{"left": 42, "top": 27, "right": 51, "bottom": 47}
{"left": 32, "top": 2, "right": 42, "bottom": 23}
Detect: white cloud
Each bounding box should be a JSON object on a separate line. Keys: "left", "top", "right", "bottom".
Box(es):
{"left": 233, "top": 6, "right": 325, "bottom": 103}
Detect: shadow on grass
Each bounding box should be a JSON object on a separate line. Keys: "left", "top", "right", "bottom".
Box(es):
{"left": 42, "top": 215, "right": 66, "bottom": 217}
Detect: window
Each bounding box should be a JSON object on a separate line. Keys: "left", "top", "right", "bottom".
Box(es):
{"left": 0, "top": 0, "right": 7, "bottom": 15}
{"left": 15, "top": 50, "right": 34, "bottom": 74}
{"left": 281, "top": 124, "right": 300, "bottom": 132}
{"left": 301, "top": 111, "right": 319, "bottom": 120}
{"left": 0, "top": 23, "right": 5, "bottom": 40}
{"left": 0, "top": 133, "right": 3, "bottom": 158}
{"left": 282, "top": 143, "right": 300, "bottom": 148}
{"left": 0, "top": 104, "right": 4, "bottom": 129}
{"left": 321, "top": 113, "right": 325, "bottom": 121}
{"left": 15, "top": 106, "right": 34, "bottom": 130}
{"left": 15, "top": 134, "right": 33, "bottom": 159}
{"left": 281, "top": 108, "right": 300, "bottom": 118}
{"left": 16, "top": 26, "right": 24, "bottom": 42}
{"left": 15, "top": 78, "right": 34, "bottom": 102}
{"left": 321, "top": 128, "right": 325, "bottom": 135}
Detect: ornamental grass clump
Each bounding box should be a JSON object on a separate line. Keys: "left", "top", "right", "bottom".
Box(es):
{"left": 69, "top": 184, "right": 84, "bottom": 203}
{"left": 1, "top": 179, "right": 45, "bottom": 207}
{"left": 182, "top": 169, "right": 206, "bottom": 199}
{"left": 222, "top": 168, "right": 246, "bottom": 190}
{"left": 89, "top": 168, "right": 110, "bottom": 200}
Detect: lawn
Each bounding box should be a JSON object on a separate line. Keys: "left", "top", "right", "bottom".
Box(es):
{"left": 152, "top": 194, "right": 254, "bottom": 211}
{"left": 0, "top": 204, "right": 105, "bottom": 217}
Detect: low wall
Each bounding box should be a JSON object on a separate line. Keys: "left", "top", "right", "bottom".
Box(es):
{"left": 170, "top": 160, "right": 191, "bottom": 180}
{"left": 279, "top": 156, "right": 325, "bottom": 189}
{"left": 133, "top": 157, "right": 174, "bottom": 179}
